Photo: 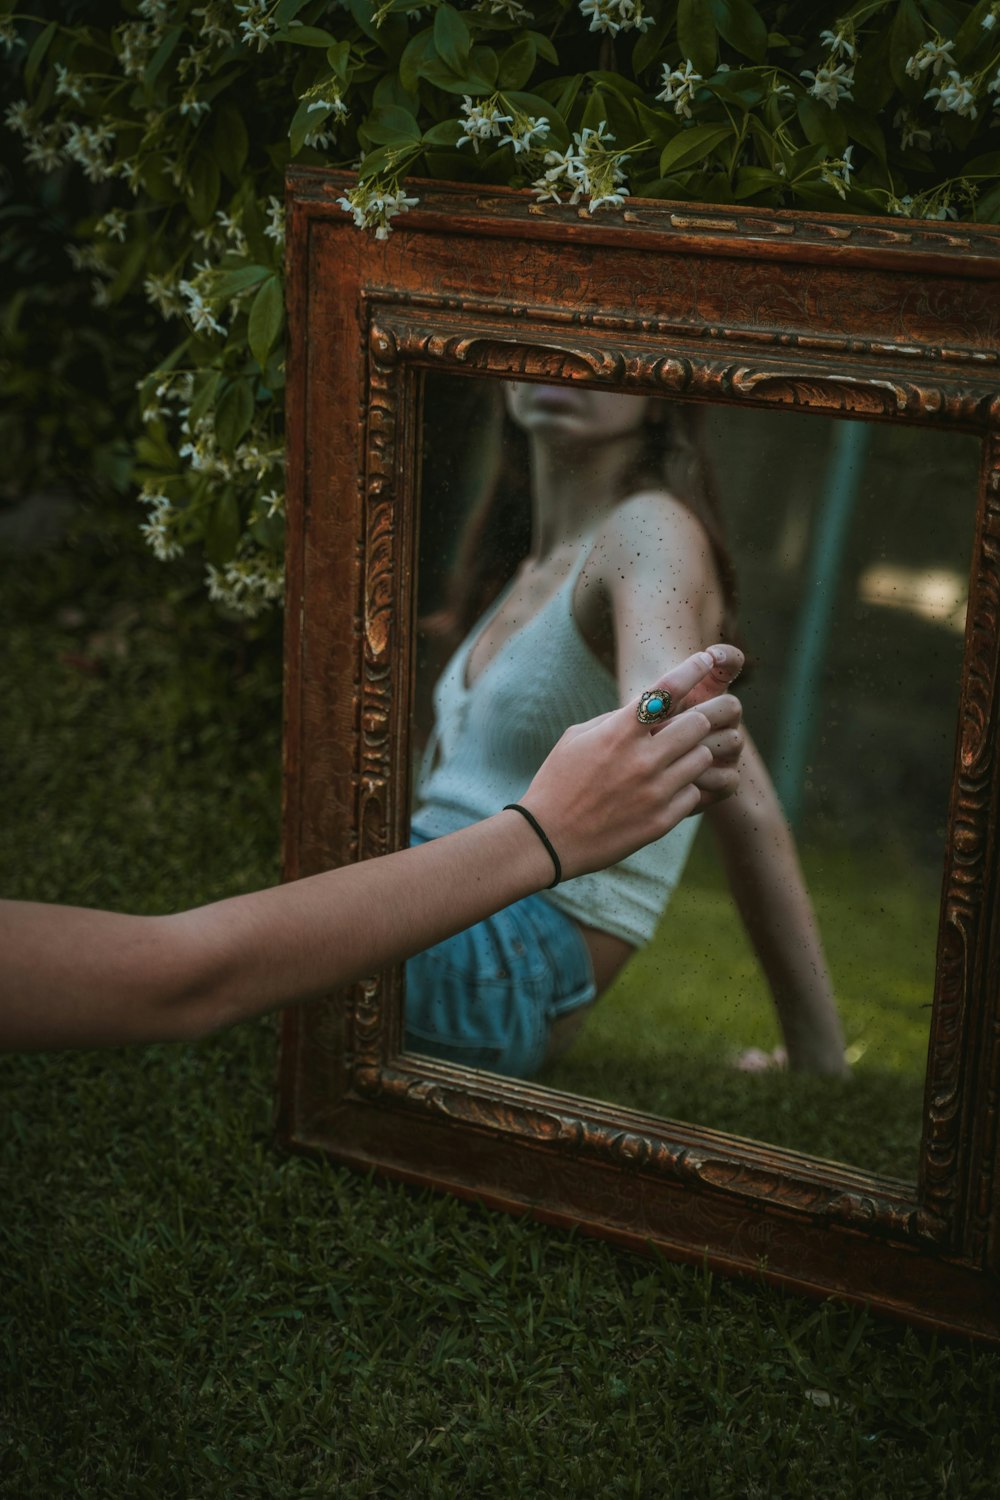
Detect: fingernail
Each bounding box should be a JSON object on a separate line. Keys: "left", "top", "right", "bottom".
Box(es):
{"left": 697, "top": 651, "right": 714, "bottom": 668}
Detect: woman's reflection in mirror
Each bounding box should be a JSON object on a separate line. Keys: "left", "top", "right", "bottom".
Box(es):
{"left": 408, "top": 380, "right": 849, "bottom": 1080}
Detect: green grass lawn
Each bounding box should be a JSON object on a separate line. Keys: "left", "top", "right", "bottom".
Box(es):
{"left": 2, "top": 519, "right": 999, "bottom": 1497}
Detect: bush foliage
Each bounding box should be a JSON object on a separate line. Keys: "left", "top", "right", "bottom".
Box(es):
{"left": 3, "top": 0, "right": 1000, "bottom": 614}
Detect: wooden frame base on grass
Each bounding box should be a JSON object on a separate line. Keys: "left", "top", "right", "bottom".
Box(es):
{"left": 278, "top": 168, "right": 1000, "bottom": 1344}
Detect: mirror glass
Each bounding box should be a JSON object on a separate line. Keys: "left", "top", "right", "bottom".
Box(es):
{"left": 406, "top": 371, "right": 980, "bottom": 1181}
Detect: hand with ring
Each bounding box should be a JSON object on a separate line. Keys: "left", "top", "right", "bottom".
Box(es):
{"left": 518, "top": 644, "right": 745, "bottom": 882}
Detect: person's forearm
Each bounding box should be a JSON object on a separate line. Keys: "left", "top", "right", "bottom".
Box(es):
{"left": 708, "top": 743, "right": 847, "bottom": 1074}
{"left": 0, "top": 813, "right": 552, "bottom": 1051}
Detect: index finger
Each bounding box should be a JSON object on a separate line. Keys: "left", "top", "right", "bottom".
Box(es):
{"left": 626, "top": 646, "right": 743, "bottom": 729}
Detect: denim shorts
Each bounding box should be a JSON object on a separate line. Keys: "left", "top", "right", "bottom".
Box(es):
{"left": 404, "top": 825, "right": 597, "bottom": 1078}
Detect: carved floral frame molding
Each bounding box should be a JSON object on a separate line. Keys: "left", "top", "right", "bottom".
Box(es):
{"left": 279, "top": 169, "right": 1000, "bottom": 1342}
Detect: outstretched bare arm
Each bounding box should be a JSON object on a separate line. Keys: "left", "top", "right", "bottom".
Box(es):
{"left": 1, "top": 647, "right": 743, "bottom": 1053}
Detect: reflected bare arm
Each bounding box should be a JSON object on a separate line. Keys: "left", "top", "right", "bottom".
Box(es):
{"left": 706, "top": 733, "right": 848, "bottom": 1075}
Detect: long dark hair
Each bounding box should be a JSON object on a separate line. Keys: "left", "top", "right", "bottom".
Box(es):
{"left": 423, "top": 383, "right": 740, "bottom": 651}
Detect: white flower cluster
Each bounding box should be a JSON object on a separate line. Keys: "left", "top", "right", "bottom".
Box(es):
{"left": 456, "top": 95, "right": 511, "bottom": 150}
{"left": 206, "top": 545, "right": 285, "bottom": 618}
{"left": 178, "top": 413, "right": 236, "bottom": 478}
{"left": 656, "top": 60, "right": 703, "bottom": 119}
{"left": 903, "top": 38, "right": 981, "bottom": 120}
{"left": 532, "top": 121, "right": 629, "bottom": 212}
{"left": 0, "top": 18, "right": 22, "bottom": 55}
{"left": 818, "top": 26, "right": 856, "bottom": 61}
{"left": 143, "top": 272, "right": 186, "bottom": 319}
{"left": 177, "top": 271, "right": 228, "bottom": 337}
{"left": 5, "top": 99, "right": 64, "bottom": 172}
{"left": 800, "top": 60, "right": 854, "bottom": 109}
{"left": 475, "top": 0, "right": 532, "bottom": 19}
{"left": 336, "top": 182, "right": 419, "bottom": 239}
{"left": 264, "top": 196, "right": 285, "bottom": 248}
{"left": 179, "top": 89, "right": 212, "bottom": 122}
{"left": 138, "top": 487, "right": 184, "bottom": 562}
{"left": 54, "top": 64, "right": 89, "bottom": 106}
{"left": 234, "top": 0, "right": 278, "bottom": 53}
{"left": 190, "top": 3, "right": 237, "bottom": 50}
{"left": 236, "top": 437, "right": 285, "bottom": 481}
{"left": 925, "top": 70, "right": 978, "bottom": 119}
{"left": 892, "top": 108, "right": 931, "bottom": 151}
{"left": 96, "top": 210, "right": 128, "bottom": 242}
{"left": 579, "top": 0, "right": 654, "bottom": 37}
{"left": 819, "top": 144, "right": 854, "bottom": 200}
{"left": 905, "top": 39, "right": 955, "bottom": 78}
{"left": 456, "top": 95, "right": 549, "bottom": 154}
{"left": 300, "top": 74, "right": 349, "bottom": 125}
{"left": 63, "top": 121, "right": 118, "bottom": 182}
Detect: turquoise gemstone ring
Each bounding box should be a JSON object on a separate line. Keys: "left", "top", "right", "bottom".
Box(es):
{"left": 636, "top": 689, "right": 671, "bottom": 725}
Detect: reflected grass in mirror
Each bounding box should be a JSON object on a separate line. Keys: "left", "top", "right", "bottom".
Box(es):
{"left": 540, "top": 834, "right": 931, "bottom": 1180}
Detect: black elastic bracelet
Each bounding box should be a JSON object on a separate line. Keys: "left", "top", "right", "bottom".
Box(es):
{"left": 503, "top": 803, "right": 562, "bottom": 888}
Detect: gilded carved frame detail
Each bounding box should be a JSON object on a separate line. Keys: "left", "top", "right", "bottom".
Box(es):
{"left": 279, "top": 169, "right": 1000, "bottom": 1340}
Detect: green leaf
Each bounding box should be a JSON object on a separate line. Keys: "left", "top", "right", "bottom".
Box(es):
{"left": 24, "top": 19, "right": 56, "bottom": 92}
{"left": 710, "top": 0, "right": 767, "bottom": 62}
{"left": 364, "top": 105, "right": 421, "bottom": 145}
{"left": 248, "top": 277, "right": 284, "bottom": 367}
{"left": 215, "top": 380, "right": 255, "bottom": 454}
{"left": 288, "top": 97, "right": 317, "bottom": 156}
{"left": 634, "top": 100, "right": 683, "bottom": 150}
{"left": 677, "top": 0, "right": 717, "bottom": 77}
{"left": 527, "top": 30, "right": 558, "bottom": 66}
{"left": 955, "top": 0, "right": 996, "bottom": 61}
{"left": 271, "top": 25, "right": 339, "bottom": 46}
{"left": 348, "top": 0, "right": 408, "bottom": 55}
{"left": 659, "top": 122, "right": 731, "bottom": 175}
{"left": 422, "top": 118, "right": 465, "bottom": 146}
{"left": 433, "top": 5, "right": 471, "bottom": 75}
{"left": 188, "top": 370, "right": 222, "bottom": 428}
{"left": 733, "top": 166, "right": 785, "bottom": 200}
{"left": 139, "top": 153, "right": 176, "bottom": 205}
{"left": 418, "top": 45, "right": 499, "bottom": 95}
{"left": 213, "top": 103, "right": 249, "bottom": 186}
{"left": 106, "top": 236, "right": 148, "bottom": 304}
{"left": 211, "top": 264, "right": 271, "bottom": 300}
{"left": 581, "top": 90, "right": 609, "bottom": 134}
{"left": 373, "top": 72, "right": 419, "bottom": 114}
{"left": 839, "top": 104, "right": 886, "bottom": 163}
{"left": 274, "top": 0, "right": 315, "bottom": 23}
{"left": 144, "top": 24, "right": 183, "bottom": 89}
{"left": 358, "top": 142, "right": 419, "bottom": 181}
{"left": 797, "top": 96, "right": 848, "bottom": 154}
{"left": 974, "top": 182, "right": 1000, "bottom": 223}
{"left": 186, "top": 155, "right": 221, "bottom": 226}
{"left": 327, "top": 40, "right": 352, "bottom": 81}
{"left": 498, "top": 36, "right": 536, "bottom": 89}
{"left": 632, "top": 13, "right": 671, "bottom": 74}
{"left": 399, "top": 28, "right": 435, "bottom": 93}
{"left": 204, "top": 485, "right": 242, "bottom": 565}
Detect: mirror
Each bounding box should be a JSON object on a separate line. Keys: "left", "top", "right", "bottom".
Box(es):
{"left": 408, "top": 374, "right": 979, "bottom": 1182}
{"left": 279, "top": 170, "right": 1000, "bottom": 1342}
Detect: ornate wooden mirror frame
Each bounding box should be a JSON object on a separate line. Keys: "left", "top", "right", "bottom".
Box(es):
{"left": 277, "top": 165, "right": 1000, "bottom": 1344}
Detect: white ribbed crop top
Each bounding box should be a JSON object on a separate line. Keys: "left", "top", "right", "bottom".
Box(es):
{"left": 414, "top": 547, "right": 700, "bottom": 947}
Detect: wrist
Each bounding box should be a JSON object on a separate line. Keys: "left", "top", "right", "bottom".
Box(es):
{"left": 494, "top": 808, "right": 559, "bottom": 894}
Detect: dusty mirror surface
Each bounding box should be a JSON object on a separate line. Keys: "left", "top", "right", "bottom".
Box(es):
{"left": 403, "top": 370, "right": 980, "bottom": 1181}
